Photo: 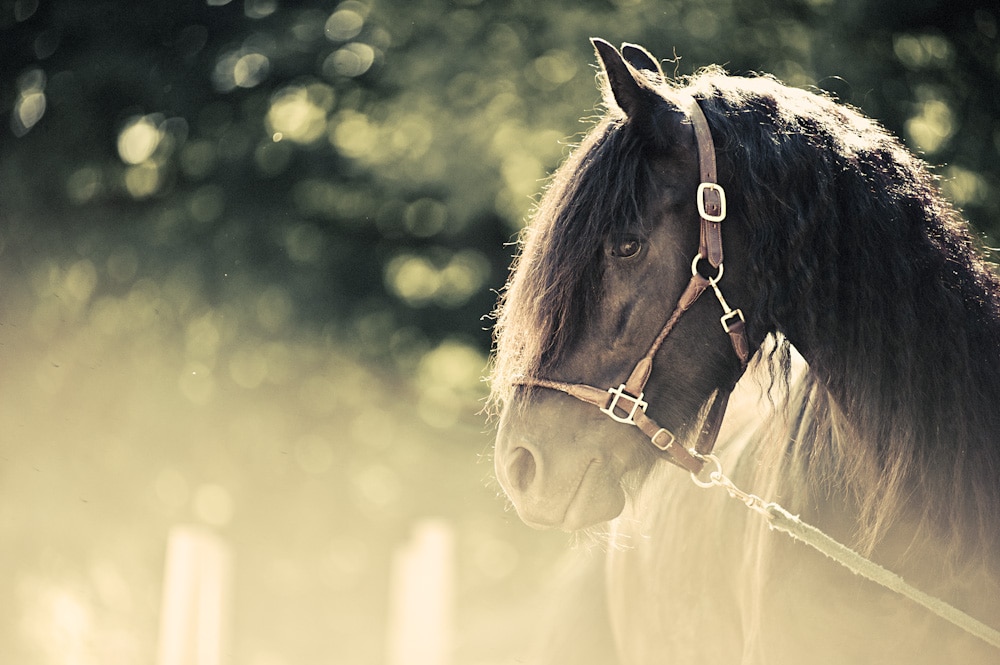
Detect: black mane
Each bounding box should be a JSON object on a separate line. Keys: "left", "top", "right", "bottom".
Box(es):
{"left": 686, "top": 73, "right": 1000, "bottom": 548}
{"left": 490, "top": 115, "right": 658, "bottom": 404}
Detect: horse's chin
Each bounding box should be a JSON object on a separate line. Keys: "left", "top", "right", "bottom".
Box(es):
{"left": 558, "top": 490, "right": 626, "bottom": 532}
{"left": 518, "top": 494, "right": 626, "bottom": 532}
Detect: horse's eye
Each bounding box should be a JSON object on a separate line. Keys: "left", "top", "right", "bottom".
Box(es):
{"left": 610, "top": 236, "right": 642, "bottom": 259}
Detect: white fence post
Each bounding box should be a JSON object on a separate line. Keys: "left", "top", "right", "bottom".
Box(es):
{"left": 385, "top": 518, "right": 455, "bottom": 665}
{"left": 156, "top": 525, "right": 233, "bottom": 665}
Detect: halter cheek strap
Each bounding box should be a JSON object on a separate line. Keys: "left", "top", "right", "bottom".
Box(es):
{"left": 515, "top": 97, "right": 751, "bottom": 474}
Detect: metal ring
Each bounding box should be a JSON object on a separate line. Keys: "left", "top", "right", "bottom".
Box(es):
{"left": 691, "top": 253, "right": 723, "bottom": 283}
{"left": 689, "top": 453, "right": 723, "bottom": 488}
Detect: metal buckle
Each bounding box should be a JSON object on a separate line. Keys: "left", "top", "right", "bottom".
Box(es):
{"left": 697, "top": 182, "right": 726, "bottom": 222}
{"left": 600, "top": 384, "right": 647, "bottom": 425}
{"left": 721, "top": 308, "right": 745, "bottom": 333}
{"left": 651, "top": 428, "right": 675, "bottom": 450}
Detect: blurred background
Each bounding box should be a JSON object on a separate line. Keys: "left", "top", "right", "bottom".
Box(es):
{"left": 0, "top": 0, "right": 997, "bottom": 663}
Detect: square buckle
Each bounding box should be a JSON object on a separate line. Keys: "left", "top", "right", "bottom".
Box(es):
{"left": 697, "top": 182, "right": 727, "bottom": 222}
{"left": 600, "top": 384, "right": 647, "bottom": 425}
{"left": 651, "top": 428, "right": 675, "bottom": 451}
{"left": 721, "top": 308, "right": 745, "bottom": 333}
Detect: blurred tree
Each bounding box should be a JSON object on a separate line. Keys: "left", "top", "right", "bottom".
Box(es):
{"left": 1, "top": 0, "right": 997, "bottom": 365}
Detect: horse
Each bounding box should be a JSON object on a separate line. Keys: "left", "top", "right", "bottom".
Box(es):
{"left": 488, "top": 39, "right": 1000, "bottom": 664}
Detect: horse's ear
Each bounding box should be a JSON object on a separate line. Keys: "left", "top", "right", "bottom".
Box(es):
{"left": 621, "top": 43, "right": 664, "bottom": 80}
{"left": 591, "top": 38, "right": 659, "bottom": 122}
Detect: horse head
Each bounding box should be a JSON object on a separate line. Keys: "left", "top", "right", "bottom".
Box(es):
{"left": 490, "top": 40, "right": 758, "bottom": 530}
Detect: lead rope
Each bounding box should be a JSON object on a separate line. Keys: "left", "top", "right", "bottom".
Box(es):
{"left": 690, "top": 453, "right": 1000, "bottom": 650}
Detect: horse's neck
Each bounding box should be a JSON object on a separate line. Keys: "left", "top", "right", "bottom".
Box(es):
{"left": 772, "top": 235, "right": 1000, "bottom": 556}
{"left": 782, "top": 245, "right": 1000, "bottom": 448}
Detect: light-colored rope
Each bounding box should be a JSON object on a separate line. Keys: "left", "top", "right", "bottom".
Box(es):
{"left": 691, "top": 454, "right": 1000, "bottom": 650}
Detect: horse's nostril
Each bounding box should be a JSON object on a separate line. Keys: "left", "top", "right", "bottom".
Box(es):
{"left": 508, "top": 446, "right": 536, "bottom": 493}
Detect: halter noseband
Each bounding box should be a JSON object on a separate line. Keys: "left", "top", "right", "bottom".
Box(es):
{"left": 515, "top": 97, "right": 751, "bottom": 474}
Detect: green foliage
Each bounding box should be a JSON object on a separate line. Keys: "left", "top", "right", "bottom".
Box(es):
{"left": 1, "top": 0, "right": 998, "bottom": 364}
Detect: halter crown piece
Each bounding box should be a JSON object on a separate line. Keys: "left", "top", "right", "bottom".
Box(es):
{"left": 515, "top": 97, "right": 751, "bottom": 474}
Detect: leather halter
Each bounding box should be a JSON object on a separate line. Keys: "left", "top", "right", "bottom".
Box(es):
{"left": 515, "top": 97, "right": 751, "bottom": 474}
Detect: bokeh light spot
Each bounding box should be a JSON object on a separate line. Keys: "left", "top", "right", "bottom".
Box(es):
{"left": 214, "top": 48, "right": 270, "bottom": 91}
{"left": 124, "top": 162, "right": 163, "bottom": 199}
{"left": 245, "top": 0, "right": 277, "bottom": 19}
{"left": 117, "top": 116, "right": 163, "bottom": 165}
{"left": 234, "top": 52, "right": 270, "bottom": 88}
{"left": 905, "top": 93, "right": 954, "bottom": 155}
{"left": 417, "top": 340, "right": 486, "bottom": 397}
{"left": 414, "top": 340, "right": 487, "bottom": 427}
{"left": 325, "top": 4, "right": 366, "bottom": 42}
{"left": 65, "top": 259, "right": 98, "bottom": 303}
{"left": 436, "top": 250, "right": 489, "bottom": 307}
{"left": 11, "top": 68, "right": 46, "bottom": 137}
{"left": 12, "top": 90, "right": 46, "bottom": 137}
{"left": 500, "top": 152, "right": 544, "bottom": 202}
{"left": 385, "top": 254, "right": 440, "bottom": 307}
{"left": 66, "top": 166, "right": 103, "bottom": 204}
{"left": 266, "top": 85, "right": 333, "bottom": 145}
{"left": 290, "top": 8, "right": 327, "bottom": 43}
{"left": 329, "top": 110, "right": 376, "bottom": 158}
{"left": 323, "top": 42, "right": 376, "bottom": 78}
{"left": 943, "top": 165, "right": 990, "bottom": 206}
{"left": 14, "top": 0, "right": 40, "bottom": 21}
{"left": 384, "top": 249, "right": 489, "bottom": 308}
{"left": 894, "top": 33, "right": 954, "bottom": 69}
{"left": 532, "top": 50, "right": 577, "bottom": 87}
{"left": 403, "top": 199, "right": 447, "bottom": 238}
{"left": 388, "top": 114, "right": 433, "bottom": 160}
